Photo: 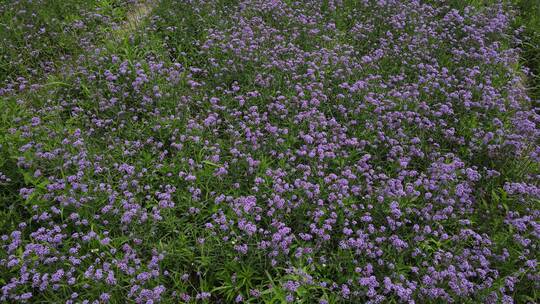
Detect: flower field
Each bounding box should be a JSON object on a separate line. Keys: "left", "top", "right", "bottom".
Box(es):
{"left": 0, "top": 0, "right": 539, "bottom": 303}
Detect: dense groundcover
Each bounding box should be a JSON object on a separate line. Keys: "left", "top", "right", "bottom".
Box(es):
{"left": 1, "top": 0, "right": 539, "bottom": 303}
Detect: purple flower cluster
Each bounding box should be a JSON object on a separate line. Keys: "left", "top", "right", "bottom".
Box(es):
{"left": 1, "top": 0, "right": 539, "bottom": 303}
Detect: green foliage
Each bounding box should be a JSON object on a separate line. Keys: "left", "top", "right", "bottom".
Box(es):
{"left": 512, "top": 0, "right": 540, "bottom": 101}
{"left": 0, "top": 0, "right": 131, "bottom": 83}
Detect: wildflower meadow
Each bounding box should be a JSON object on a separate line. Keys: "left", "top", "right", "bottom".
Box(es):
{"left": 1, "top": 0, "right": 539, "bottom": 303}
